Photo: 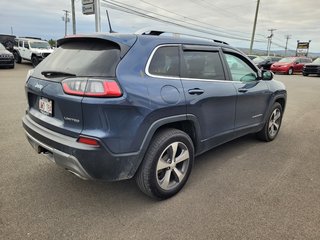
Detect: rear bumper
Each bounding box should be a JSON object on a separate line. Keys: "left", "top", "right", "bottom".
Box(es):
{"left": 25, "top": 130, "right": 93, "bottom": 180}
{"left": 22, "top": 114, "right": 140, "bottom": 181}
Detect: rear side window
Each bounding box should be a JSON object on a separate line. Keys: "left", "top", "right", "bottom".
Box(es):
{"left": 148, "top": 46, "right": 179, "bottom": 77}
{"left": 181, "top": 51, "right": 225, "bottom": 80}
{"left": 34, "top": 40, "right": 121, "bottom": 78}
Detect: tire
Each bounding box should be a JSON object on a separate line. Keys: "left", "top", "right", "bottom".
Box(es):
{"left": 31, "top": 56, "right": 39, "bottom": 67}
{"left": 136, "top": 128, "right": 194, "bottom": 200}
{"left": 288, "top": 68, "right": 293, "bottom": 75}
{"left": 257, "top": 102, "right": 283, "bottom": 142}
{"left": 303, "top": 73, "right": 309, "bottom": 76}
{"left": 13, "top": 51, "right": 21, "bottom": 63}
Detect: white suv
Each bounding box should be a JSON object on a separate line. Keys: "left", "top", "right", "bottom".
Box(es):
{"left": 13, "top": 37, "right": 53, "bottom": 67}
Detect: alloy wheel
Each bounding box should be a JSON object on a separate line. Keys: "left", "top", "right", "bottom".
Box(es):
{"left": 268, "top": 108, "right": 281, "bottom": 138}
{"left": 156, "top": 141, "right": 190, "bottom": 191}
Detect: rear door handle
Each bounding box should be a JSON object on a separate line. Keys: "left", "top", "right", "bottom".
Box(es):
{"left": 188, "top": 88, "right": 204, "bottom": 95}
{"left": 238, "top": 88, "right": 248, "bottom": 93}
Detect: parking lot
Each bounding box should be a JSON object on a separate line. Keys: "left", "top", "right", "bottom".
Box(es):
{"left": 1, "top": 63, "right": 320, "bottom": 239}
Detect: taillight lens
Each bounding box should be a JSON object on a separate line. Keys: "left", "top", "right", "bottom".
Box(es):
{"left": 62, "top": 78, "right": 122, "bottom": 97}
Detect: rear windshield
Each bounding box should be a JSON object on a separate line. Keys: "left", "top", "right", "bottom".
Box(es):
{"left": 34, "top": 40, "right": 121, "bottom": 78}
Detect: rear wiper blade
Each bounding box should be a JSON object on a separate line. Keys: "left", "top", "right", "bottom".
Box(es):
{"left": 41, "top": 71, "right": 76, "bottom": 78}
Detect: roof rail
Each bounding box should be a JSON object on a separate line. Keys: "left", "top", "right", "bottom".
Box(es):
{"left": 135, "top": 27, "right": 229, "bottom": 45}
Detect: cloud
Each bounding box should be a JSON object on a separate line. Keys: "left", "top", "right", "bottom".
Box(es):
{"left": 0, "top": 0, "right": 319, "bottom": 53}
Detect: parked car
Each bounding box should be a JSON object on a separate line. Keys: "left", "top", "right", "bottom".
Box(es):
{"left": 0, "top": 43, "right": 14, "bottom": 68}
{"left": 247, "top": 54, "right": 259, "bottom": 60}
{"left": 270, "top": 56, "right": 312, "bottom": 75}
{"left": 22, "top": 30, "right": 287, "bottom": 199}
{"left": 0, "top": 34, "right": 16, "bottom": 52}
{"left": 253, "top": 56, "right": 282, "bottom": 70}
{"left": 13, "top": 37, "right": 53, "bottom": 67}
{"left": 303, "top": 58, "right": 320, "bottom": 76}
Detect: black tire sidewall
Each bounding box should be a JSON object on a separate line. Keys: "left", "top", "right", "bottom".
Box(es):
{"left": 31, "top": 56, "right": 39, "bottom": 67}
{"left": 13, "top": 51, "right": 21, "bottom": 63}
{"left": 146, "top": 130, "right": 194, "bottom": 199}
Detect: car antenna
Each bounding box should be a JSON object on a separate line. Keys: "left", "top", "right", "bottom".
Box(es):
{"left": 106, "top": 9, "right": 116, "bottom": 33}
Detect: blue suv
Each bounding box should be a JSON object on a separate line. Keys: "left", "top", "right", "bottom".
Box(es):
{"left": 23, "top": 30, "right": 286, "bottom": 199}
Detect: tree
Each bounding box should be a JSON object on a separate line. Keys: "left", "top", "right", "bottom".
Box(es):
{"left": 48, "top": 39, "right": 57, "bottom": 48}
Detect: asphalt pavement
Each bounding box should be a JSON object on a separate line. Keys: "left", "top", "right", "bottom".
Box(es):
{"left": 1, "top": 63, "right": 320, "bottom": 240}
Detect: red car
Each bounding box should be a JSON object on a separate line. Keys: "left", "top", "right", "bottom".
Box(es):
{"left": 270, "top": 57, "right": 312, "bottom": 75}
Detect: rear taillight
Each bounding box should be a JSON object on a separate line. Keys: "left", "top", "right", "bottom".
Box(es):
{"left": 62, "top": 78, "right": 122, "bottom": 97}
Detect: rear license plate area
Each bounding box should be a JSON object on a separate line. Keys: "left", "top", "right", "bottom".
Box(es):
{"left": 39, "top": 97, "right": 53, "bottom": 116}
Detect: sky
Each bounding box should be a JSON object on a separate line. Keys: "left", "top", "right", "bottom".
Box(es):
{"left": 0, "top": 0, "right": 319, "bottom": 53}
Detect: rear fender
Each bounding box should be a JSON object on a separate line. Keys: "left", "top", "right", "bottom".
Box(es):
{"left": 129, "top": 114, "right": 202, "bottom": 177}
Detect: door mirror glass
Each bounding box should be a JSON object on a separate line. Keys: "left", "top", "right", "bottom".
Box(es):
{"left": 262, "top": 70, "right": 273, "bottom": 80}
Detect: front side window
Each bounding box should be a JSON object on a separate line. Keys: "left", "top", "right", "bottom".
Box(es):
{"left": 181, "top": 51, "right": 225, "bottom": 80}
{"left": 224, "top": 53, "right": 257, "bottom": 82}
{"left": 148, "top": 46, "right": 179, "bottom": 77}
{"left": 23, "top": 41, "right": 29, "bottom": 49}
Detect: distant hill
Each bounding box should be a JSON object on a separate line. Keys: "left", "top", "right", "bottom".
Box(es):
{"left": 239, "top": 48, "right": 320, "bottom": 58}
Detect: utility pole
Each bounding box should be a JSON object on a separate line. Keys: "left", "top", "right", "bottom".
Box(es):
{"left": 62, "top": 10, "right": 70, "bottom": 36}
{"left": 284, "top": 35, "right": 291, "bottom": 56}
{"left": 249, "top": 0, "right": 260, "bottom": 54}
{"left": 95, "top": 0, "right": 101, "bottom": 32}
{"left": 71, "top": 0, "right": 76, "bottom": 34}
{"left": 267, "top": 28, "right": 276, "bottom": 56}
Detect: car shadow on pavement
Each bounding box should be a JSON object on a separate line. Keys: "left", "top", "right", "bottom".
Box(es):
{"left": 29, "top": 134, "right": 260, "bottom": 205}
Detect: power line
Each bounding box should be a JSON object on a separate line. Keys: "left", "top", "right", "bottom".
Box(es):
{"left": 103, "top": 0, "right": 254, "bottom": 40}
{"left": 137, "top": 0, "right": 256, "bottom": 39}
{"left": 101, "top": 0, "right": 266, "bottom": 43}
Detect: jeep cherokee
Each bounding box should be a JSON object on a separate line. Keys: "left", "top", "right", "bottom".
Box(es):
{"left": 22, "top": 30, "right": 287, "bottom": 199}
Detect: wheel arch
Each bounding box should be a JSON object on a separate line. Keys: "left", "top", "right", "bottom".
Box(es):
{"left": 131, "top": 115, "right": 201, "bottom": 176}
{"left": 13, "top": 49, "right": 21, "bottom": 56}
{"left": 262, "top": 93, "right": 286, "bottom": 124}
{"left": 275, "top": 96, "right": 286, "bottom": 112}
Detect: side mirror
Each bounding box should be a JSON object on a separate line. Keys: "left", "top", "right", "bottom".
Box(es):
{"left": 262, "top": 70, "right": 273, "bottom": 80}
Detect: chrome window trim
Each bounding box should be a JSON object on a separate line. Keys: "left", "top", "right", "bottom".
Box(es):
{"left": 145, "top": 44, "right": 242, "bottom": 83}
